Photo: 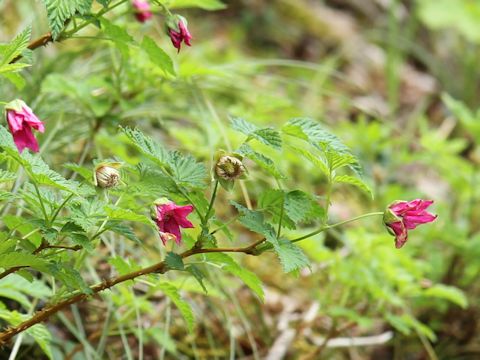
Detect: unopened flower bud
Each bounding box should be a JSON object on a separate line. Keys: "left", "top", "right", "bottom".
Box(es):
{"left": 94, "top": 162, "right": 122, "bottom": 188}
{"left": 215, "top": 155, "right": 245, "bottom": 181}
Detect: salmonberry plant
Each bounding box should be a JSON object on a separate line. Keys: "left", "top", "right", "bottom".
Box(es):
{"left": 0, "top": 1, "right": 455, "bottom": 358}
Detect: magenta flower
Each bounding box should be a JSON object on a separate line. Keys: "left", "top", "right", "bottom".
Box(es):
{"left": 167, "top": 16, "right": 192, "bottom": 52}
{"left": 132, "top": 0, "right": 152, "bottom": 23}
{"left": 153, "top": 198, "right": 194, "bottom": 245}
{"left": 5, "top": 99, "right": 45, "bottom": 153}
{"left": 383, "top": 199, "right": 437, "bottom": 249}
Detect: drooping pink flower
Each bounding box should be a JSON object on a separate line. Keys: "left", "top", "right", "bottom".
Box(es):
{"left": 5, "top": 99, "right": 45, "bottom": 153}
{"left": 383, "top": 199, "right": 437, "bottom": 249}
{"left": 153, "top": 198, "right": 194, "bottom": 245}
{"left": 132, "top": 0, "right": 152, "bottom": 23}
{"left": 167, "top": 16, "right": 192, "bottom": 52}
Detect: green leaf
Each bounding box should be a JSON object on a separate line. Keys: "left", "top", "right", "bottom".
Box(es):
{"left": 0, "top": 26, "right": 31, "bottom": 66}
{"left": 423, "top": 284, "right": 468, "bottom": 308}
{"left": 157, "top": 282, "right": 195, "bottom": 332}
{"left": 270, "top": 239, "right": 310, "bottom": 273}
{"left": 22, "top": 152, "right": 91, "bottom": 196}
{"left": 100, "top": 17, "right": 134, "bottom": 56}
{"left": 0, "top": 252, "right": 50, "bottom": 273}
{"left": 2, "top": 72, "right": 26, "bottom": 89}
{"left": 42, "top": 0, "right": 92, "bottom": 39}
{"left": 237, "top": 143, "right": 284, "bottom": 179}
{"left": 285, "top": 190, "right": 325, "bottom": 224}
{"left": 230, "top": 200, "right": 276, "bottom": 238}
{"left": 0, "top": 275, "right": 51, "bottom": 309}
{"left": 334, "top": 175, "right": 373, "bottom": 198}
{"left": 283, "top": 117, "right": 350, "bottom": 153}
{"left": 283, "top": 117, "right": 363, "bottom": 176}
{"left": 105, "top": 206, "right": 157, "bottom": 229}
{"left": 106, "top": 222, "right": 141, "bottom": 243}
{"left": 231, "top": 117, "right": 282, "bottom": 150}
{"left": 63, "top": 163, "right": 92, "bottom": 181}
{"left": 122, "top": 127, "right": 170, "bottom": 168}
{"left": 141, "top": 36, "right": 175, "bottom": 76}
{"left": 165, "top": 252, "right": 184, "bottom": 271}
{"left": 206, "top": 253, "right": 264, "bottom": 301}
{"left": 168, "top": 151, "right": 207, "bottom": 189}
{"left": 122, "top": 127, "right": 207, "bottom": 189}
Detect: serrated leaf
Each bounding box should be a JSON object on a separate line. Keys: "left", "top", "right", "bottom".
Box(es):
{"left": 0, "top": 26, "right": 31, "bottom": 66}
{"left": 42, "top": 0, "right": 78, "bottom": 39}
{"left": 63, "top": 163, "right": 92, "bottom": 180}
{"left": 122, "top": 127, "right": 170, "bottom": 168}
{"left": 230, "top": 200, "right": 276, "bottom": 238}
{"left": 283, "top": 118, "right": 363, "bottom": 177}
{"left": 105, "top": 206, "right": 156, "bottom": 229}
{"left": 168, "top": 151, "right": 207, "bottom": 189}
{"left": 141, "top": 36, "right": 175, "bottom": 76}
{"left": 285, "top": 190, "right": 325, "bottom": 223}
{"left": 22, "top": 152, "right": 91, "bottom": 196}
{"left": 157, "top": 282, "right": 195, "bottom": 332}
{"left": 122, "top": 127, "right": 207, "bottom": 189}
{"left": 165, "top": 252, "right": 184, "bottom": 271}
{"left": 272, "top": 239, "right": 310, "bottom": 273}
{"left": 69, "top": 233, "right": 92, "bottom": 251}
{"left": 231, "top": 117, "right": 282, "bottom": 150}
{"left": 0, "top": 252, "right": 50, "bottom": 273}
{"left": 237, "top": 143, "right": 284, "bottom": 179}
{"left": 334, "top": 175, "right": 373, "bottom": 198}
{"left": 106, "top": 222, "right": 141, "bottom": 243}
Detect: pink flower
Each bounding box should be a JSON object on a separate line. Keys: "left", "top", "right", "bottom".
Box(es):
{"left": 384, "top": 199, "right": 437, "bottom": 249}
{"left": 5, "top": 99, "right": 45, "bottom": 153}
{"left": 132, "top": 0, "right": 152, "bottom": 23}
{"left": 153, "top": 198, "right": 194, "bottom": 245}
{"left": 167, "top": 16, "right": 192, "bottom": 52}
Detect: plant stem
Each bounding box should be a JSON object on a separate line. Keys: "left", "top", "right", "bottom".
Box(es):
{"left": 0, "top": 211, "right": 384, "bottom": 343}
{"left": 50, "top": 193, "right": 75, "bottom": 224}
{"left": 204, "top": 180, "right": 219, "bottom": 225}
{"left": 32, "top": 181, "right": 49, "bottom": 226}
{"left": 291, "top": 212, "right": 384, "bottom": 243}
